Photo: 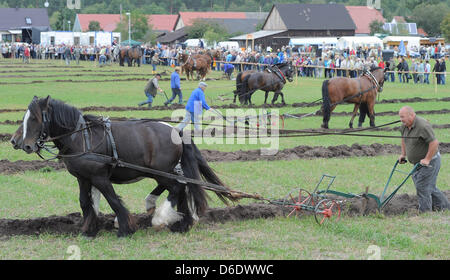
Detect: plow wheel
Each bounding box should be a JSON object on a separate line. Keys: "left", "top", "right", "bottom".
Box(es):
{"left": 282, "top": 188, "right": 313, "bottom": 217}
{"left": 314, "top": 199, "right": 341, "bottom": 225}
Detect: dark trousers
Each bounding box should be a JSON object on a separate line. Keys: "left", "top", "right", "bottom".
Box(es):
{"left": 412, "top": 153, "right": 449, "bottom": 212}
{"left": 166, "top": 88, "right": 183, "bottom": 105}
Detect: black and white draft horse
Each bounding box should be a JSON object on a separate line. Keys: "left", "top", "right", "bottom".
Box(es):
{"left": 16, "top": 96, "right": 235, "bottom": 238}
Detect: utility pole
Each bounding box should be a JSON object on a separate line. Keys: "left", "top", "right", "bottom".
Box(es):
{"left": 126, "top": 12, "right": 131, "bottom": 44}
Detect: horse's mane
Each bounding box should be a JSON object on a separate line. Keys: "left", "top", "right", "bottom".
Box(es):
{"left": 47, "top": 98, "right": 82, "bottom": 130}
{"left": 369, "top": 66, "right": 382, "bottom": 72}
{"left": 273, "top": 62, "right": 289, "bottom": 67}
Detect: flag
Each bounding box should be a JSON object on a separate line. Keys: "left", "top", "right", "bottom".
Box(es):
{"left": 398, "top": 40, "right": 406, "bottom": 57}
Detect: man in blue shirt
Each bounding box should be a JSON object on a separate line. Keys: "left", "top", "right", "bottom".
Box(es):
{"left": 165, "top": 67, "right": 183, "bottom": 106}
{"left": 223, "top": 63, "right": 234, "bottom": 80}
{"left": 177, "top": 82, "right": 211, "bottom": 131}
{"left": 226, "top": 52, "right": 232, "bottom": 62}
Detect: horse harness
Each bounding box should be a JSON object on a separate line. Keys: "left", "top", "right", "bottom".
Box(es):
{"left": 329, "top": 70, "right": 379, "bottom": 108}
{"left": 34, "top": 111, "right": 258, "bottom": 199}
{"left": 269, "top": 66, "right": 287, "bottom": 84}
{"left": 37, "top": 113, "right": 118, "bottom": 165}
{"left": 185, "top": 55, "right": 197, "bottom": 68}
{"left": 363, "top": 70, "right": 381, "bottom": 91}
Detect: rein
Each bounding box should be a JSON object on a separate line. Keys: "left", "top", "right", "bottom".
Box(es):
{"left": 36, "top": 115, "right": 109, "bottom": 161}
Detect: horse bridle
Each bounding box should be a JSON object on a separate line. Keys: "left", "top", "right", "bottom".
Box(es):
{"left": 363, "top": 70, "right": 381, "bottom": 92}
{"left": 36, "top": 109, "right": 50, "bottom": 149}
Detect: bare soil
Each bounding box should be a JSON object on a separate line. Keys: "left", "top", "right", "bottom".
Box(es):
{"left": 0, "top": 143, "right": 448, "bottom": 174}
{"left": 1, "top": 98, "right": 449, "bottom": 113}
{"left": 0, "top": 191, "right": 448, "bottom": 238}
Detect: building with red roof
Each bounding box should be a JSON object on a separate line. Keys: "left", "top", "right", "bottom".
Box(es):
{"left": 73, "top": 14, "right": 177, "bottom": 33}
{"left": 174, "top": 12, "right": 266, "bottom": 30}
{"left": 345, "top": 6, "right": 385, "bottom": 35}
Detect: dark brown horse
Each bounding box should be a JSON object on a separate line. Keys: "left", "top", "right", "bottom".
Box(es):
{"left": 321, "top": 67, "right": 386, "bottom": 129}
{"left": 119, "top": 46, "right": 142, "bottom": 67}
{"left": 233, "top": 70, "right": 256, "bottom": 103}
{"left": 10, "top": 123, "right": 23, "bottom": 150}
{"left": 16, "top": 96, "right": 236, "bottom": 238}
{"left": 239, "top": 62, "right": 294, "bottom": 105}
{"left": 179, "top": 53, "right": 209, "bottom": 81}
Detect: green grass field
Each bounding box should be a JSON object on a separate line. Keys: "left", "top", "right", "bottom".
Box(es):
{"left": 0, "top": 58, "right": 448, "bottom": 260}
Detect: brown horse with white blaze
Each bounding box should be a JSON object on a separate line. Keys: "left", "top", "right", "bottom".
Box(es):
{"left": 321, "top": 67, "right": 386, "bottom": 129}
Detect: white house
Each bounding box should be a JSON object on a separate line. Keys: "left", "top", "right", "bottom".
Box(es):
{"left": 40, "top": 31, "right": 121, "bottom": 46}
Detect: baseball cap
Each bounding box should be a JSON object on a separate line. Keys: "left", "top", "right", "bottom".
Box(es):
{"left": 199, "top": 82, "right": 208, "bottom": 88}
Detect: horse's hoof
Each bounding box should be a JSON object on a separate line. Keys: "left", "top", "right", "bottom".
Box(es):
{"left": 117, "top": 230, "right": 134, "bottom": 238}
{"left": 81, "top": 231, "right": 97, "bottom": 240}
{"left": 117, "top": 224, "right": 136, "bottom": 238}
{"left": 169, "top": 221, "right": 190, "bottom": 233}
{"left": 152, "top": 224, "right": 166, "bottom": 232}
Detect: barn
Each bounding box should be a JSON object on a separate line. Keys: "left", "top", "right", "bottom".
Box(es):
{"left": 0, "top": 8, "right": 50, "bottom": 43}
{"left": 230, "top": 3, "right": 356, "bottom": 50}
{"left": 262, "top": 3, "right": 356, "bottom": 37}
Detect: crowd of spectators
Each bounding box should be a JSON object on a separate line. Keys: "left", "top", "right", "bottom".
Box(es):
{"left": 1, "top": 41, "right": 447, "bottom": 85}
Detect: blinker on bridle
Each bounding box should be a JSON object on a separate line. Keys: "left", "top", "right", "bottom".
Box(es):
{"left": 37, "top": 109, "right": 50, "bottom": 148}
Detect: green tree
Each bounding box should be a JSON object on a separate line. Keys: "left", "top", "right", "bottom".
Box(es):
{"left": 88, "top": 21, "right": 101, "bottom": 31}
{"left": 143, "top": 24, "right": 158, "bottom": 44}
{"left": 409, "top": 3, "right": 450, "bottom": 37}
{"left": 441, "top": 13, "right": 450, "bottom": 42}
{"left": 54, "top": 9, "right": 76, "bottom": 31}
{"left": 369, "top": 20, "right": 385, "bottom": 35}
{"left": 115, "top": 10, "right": 150, "bottom": 41}
{"left": 186, "top": 19, "right": 228, "bottom": 39}
{"left": 204, "top": 27, "right": 228, "bottom": 47}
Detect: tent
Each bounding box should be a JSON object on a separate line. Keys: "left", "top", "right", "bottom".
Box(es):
{"left": 337, "top": 36, "right": 383, "bottom": 50}
{"left": 289, "top": 37, "right": 338, "bottom": 47}
{"left": 382, "top": 36, "right": 421, "bottom": 51}
{"left": 120, "top": 39, "right": 142, "bottom": 46}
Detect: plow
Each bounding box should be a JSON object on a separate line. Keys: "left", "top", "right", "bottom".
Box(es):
{"left": 265, "top": 160, "right": 420, "bottom": 225}
{"left": 101, "top": 156, "right": 420, "bottom": 226}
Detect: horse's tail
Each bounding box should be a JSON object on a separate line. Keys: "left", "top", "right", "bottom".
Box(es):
{"left": 180, "top": 136, "right": 236, "bottom": 216}
{"left": 321, "top": 80, "right": 331, "bottom": 122}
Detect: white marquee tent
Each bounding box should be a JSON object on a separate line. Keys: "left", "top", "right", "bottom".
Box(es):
{"left": 382, "top": 36, "right": 422, "bottom": 51}
{"left": 289, "top": 37, "right": 338, "bottom": 47}
{"left": 337, "top": 36, "right": 383, "bottom": 50}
